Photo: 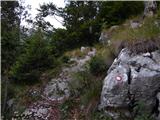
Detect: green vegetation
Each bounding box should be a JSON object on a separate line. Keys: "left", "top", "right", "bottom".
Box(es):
{"left": 1, "top": 1, "right": 21, "bottom": 73}
{"left": 112, "top": 17, "right": 160, "bottom": 42}
{"left": 89, "top": 56, "right": 107, "bottom": 76}
{"left": 60, "top": 55, "right": 70, "bottom": 64}
{"left": 110, "top": 17, "right": 160, "bottom": 54}
{"left": 92, "top": 110, "right": 112, "bottom": 120}
{"left": 69, "top": 70, "right": 93, "bottom": 97}
{"left": 1, "top": 1, "right": 24, "bottom": 118}
{"left": 64, "top": 48, "right": 87, "bottom": 59}
{"left": 37, "top": 1, "right": 144, "bottom": 54}
{"left": 65, "top": 47, "right": 116, "bottom": 119}
{"left": 60, "top": 98, "right": 80, "bottom": 120}
{"left": 99, "top": 1, "right": 144, "bottom": 28}
{"left": 67, "top": 55, "right": 109, "bottom": 119}
{"left": 88, "top": 47, "right": 115, "bottom": 76}
{"left": 10, "top": 29, "right": 55, "bottom": 85}
{"left": 134, "top": 101, "right": 154, "bottom": 120}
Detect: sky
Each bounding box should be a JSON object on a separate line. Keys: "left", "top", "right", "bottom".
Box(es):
{"left": 22, "top": 0, "right": 65, "bottom": 28}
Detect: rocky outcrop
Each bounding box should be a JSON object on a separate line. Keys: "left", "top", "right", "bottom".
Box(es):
{"left": 99, "top": 31, "right": 109, "bottom": 45}
{"left": 99, "top": 25, "right": 119, "bottom": 45}
{"left": 22, "top": 100, "right": 60, "bottom": 120}
{"left": 99, "top": 48, "right": 160, "bottom": 120}
{"left": 130, "top": 20, "right": 142, "bottom": 29}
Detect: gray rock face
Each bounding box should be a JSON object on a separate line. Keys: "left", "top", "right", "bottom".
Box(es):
{"left": 130, "top": 20, "right": 142, "bottom": 29}
{"left": 44, "top": 78, "right": 70, "bottom": 101}
{"left": 99, "top": 25, "right": 119, "bottom": 45}
{"left": 99, "top": 48, "right": 160, "bottom": 119}
{"left": 7, "top": 99, "right": 14, "bottom": 108}
{"left": 144, "top": 1, "right": 157, "bottom": 17}
{"left": 100, "top": 65, "right": 130, "bottom": 108}
{"left": 99, "top": 31, "right": 109, "bottom": 44}
{"left": 43, "top": 48, "right": 97, "bottom": 101}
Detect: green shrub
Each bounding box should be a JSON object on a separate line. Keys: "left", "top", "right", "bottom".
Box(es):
{"left": 61, "top": 55, "right": 70, "bottom": 64}
{"left": 80, "top": 77, "right": 102, "bottom": 106}
{"left": 96, "top": 45, "right": 116, "bottom": 65}
{"left": 89, "top": 56, "right": 107, "bottom": 76}
{"left": 69, "top": 68, "right": 103, "bottom": 101}
{"left": 69, "top": 70, "right": 92, "bottom": 97}
{"left": 133, "top": 101, "right": 154, "bottom": 120}
{"left": 60, "top": 98, "right": 78, "bottom": 120}
{"left": 68, "top": 69, "right": 104, "bottom": 119}
{"left": 10, "top": 29, "right": 55, "bottom": 85}
{"left": 45, "top": 62, "right": 62, "bottom": 80}
{"left": 92, "top": 110, "right": 112, "bottom": 120}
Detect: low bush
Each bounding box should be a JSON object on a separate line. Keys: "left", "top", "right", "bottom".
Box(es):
{"left": 69, "top": 70, "right": 92, "bottom": 97}
{"left": 60, "top": 55, "right": 70, "bottom": 64}
{"left": 68, "top": 66, "right": 105, "bottom": 119}
{"left": 91, "top": 110, "right": 112, "bottom": 120}
{"left": 133, "top": 101, "right": 154, "bottom": 120}
{"left": 60, "top": 98, "right": 79, "bottom": 120}
{"left": 64, "top": 48, "right": 86, "bottom": 58}
{"left": 69, "top": 67, "right": 103, "bottom": 102}
{"left": 89, "top": 56, "right": 107, "bottom": 76}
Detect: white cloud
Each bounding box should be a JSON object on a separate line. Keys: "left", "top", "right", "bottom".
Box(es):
{"left": 21, "top": 0, "right": 65, "bottom": 28}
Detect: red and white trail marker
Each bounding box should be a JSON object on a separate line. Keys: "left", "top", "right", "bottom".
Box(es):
{"left": 116, "top": 76, "right": 122, "bottom": 81}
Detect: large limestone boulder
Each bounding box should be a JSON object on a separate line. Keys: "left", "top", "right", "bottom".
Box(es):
{"left": 99, "top": 48, "right": 160, "bottom": 120}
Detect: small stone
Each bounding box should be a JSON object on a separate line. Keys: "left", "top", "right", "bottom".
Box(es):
{"left": 143, "top": 52, "right": 151, "bottom": 57}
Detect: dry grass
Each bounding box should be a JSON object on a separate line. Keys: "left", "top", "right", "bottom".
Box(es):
{"left": 95, "top": 44, "right": 116, "bottom": 65}
{"left": 126, "top": 38, "right": 160, "bottom": 54}
{"left": 110, "top": 16, "right": 160, "bottom": 54}
{"left": 64, "top": 47, "right": 91, "bottom": 58}
{"left": 112, "top": 17, "right": 160, "bottom": 41}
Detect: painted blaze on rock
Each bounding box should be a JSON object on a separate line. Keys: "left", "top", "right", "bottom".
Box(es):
{"left": 100, "top": 65, "right": 130, "bottom": 108}
{"left": 99, "top": 48, "right": 160, "bottom": 120}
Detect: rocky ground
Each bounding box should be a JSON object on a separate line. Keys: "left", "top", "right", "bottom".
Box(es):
{"left": 12, "top": 47, "right": 96, "bottom": 120}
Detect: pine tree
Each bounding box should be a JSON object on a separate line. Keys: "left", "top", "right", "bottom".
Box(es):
{"left": 10, "top": 29, "right": 55, "bottom": 84}
{"left": 1, "top": 1, "right": 21, "bottom": 117}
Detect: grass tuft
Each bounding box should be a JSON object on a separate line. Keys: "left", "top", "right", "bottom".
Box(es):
{"left": 110, "top": 17, "right": 160, "bottom": 54}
